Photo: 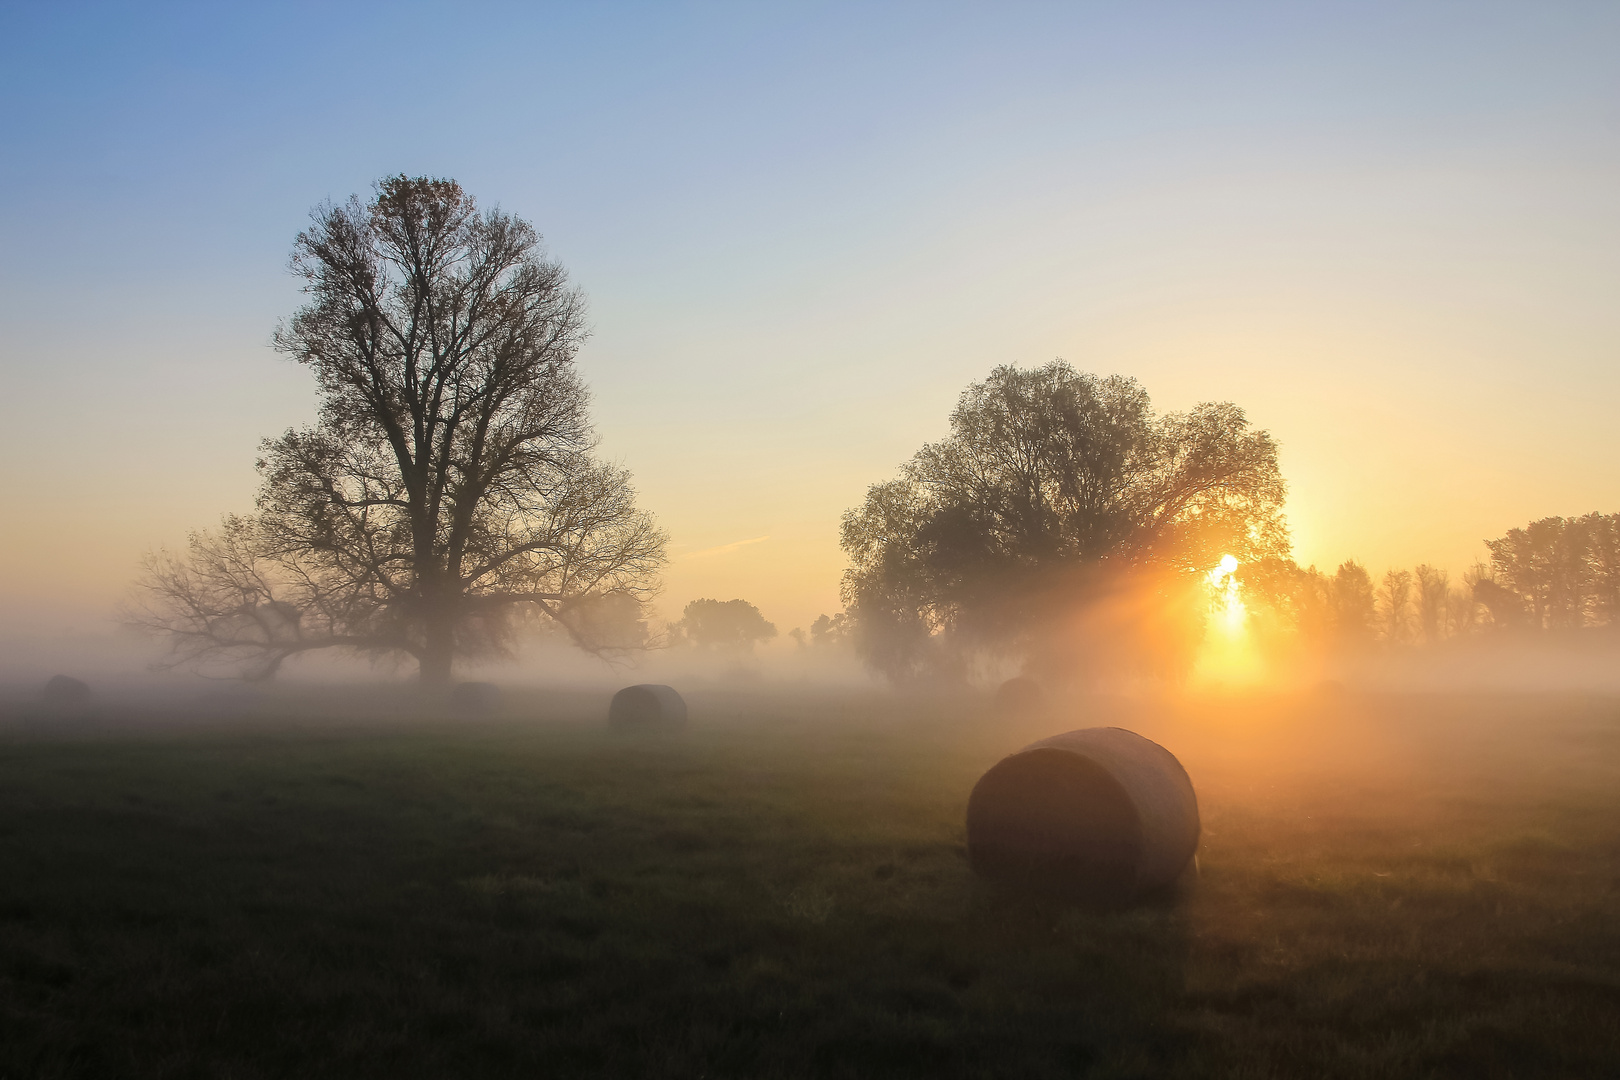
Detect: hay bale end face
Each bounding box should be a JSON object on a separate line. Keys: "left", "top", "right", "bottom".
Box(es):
{"left": 608, "top": 684, "right": 687, "bottom": 729}
{"left": 450, "top": 681, "right": 502, "bottom": 714}
{"left": 42, "top": 675, "right": 91, "bottom": 706}
{"left": 966, "top": 726, "right": 1199, "bottom": 902}
{"left": 994, "top": 675, "right": 1046, "bottom": 714}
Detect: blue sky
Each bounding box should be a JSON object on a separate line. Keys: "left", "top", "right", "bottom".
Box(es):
{"left": 3, "top": 2, "right": 1618, "bottom": 636}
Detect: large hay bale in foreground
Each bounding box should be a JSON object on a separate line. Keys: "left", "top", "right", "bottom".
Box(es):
{"left": 608, "top": 684, "right": 687, "bottom": 729}
{"left": 450, "top": 681, "right": 502, "bottom": 715}
{"left": 966, "top": 726, "right": 1199, "bottom": 902}
{"left": 42, "top": 675, "right": 91, "bottom": 706}
{"left": 994, "top": 675, "right": 1046, "bottom": 714}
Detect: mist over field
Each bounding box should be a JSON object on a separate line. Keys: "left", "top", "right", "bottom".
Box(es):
{"left": 4, "top": 2, "right": 1620, "bottom": 1076}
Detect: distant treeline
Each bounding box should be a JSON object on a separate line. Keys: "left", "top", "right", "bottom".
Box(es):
{"left": 796, "top": 513, "right": 1620, "bottom": 676}
{"left": 1242, "top": 513, "right": 1620, "bottom": 650}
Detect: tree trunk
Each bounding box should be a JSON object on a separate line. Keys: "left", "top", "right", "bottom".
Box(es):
{"left": 420, "top": 612, "right": 455, "bottom": 686}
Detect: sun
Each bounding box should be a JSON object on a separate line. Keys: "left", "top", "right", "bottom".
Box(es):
{"left": 1192, "top": 552, "right": 1265, "bottom": 688}
{"left": 1207, "top": 553, "right": 1247, "bottom": 636}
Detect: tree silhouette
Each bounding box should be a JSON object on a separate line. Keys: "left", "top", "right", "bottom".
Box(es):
{"left": 131, "top": 177, "right": 666, "bottom": 683}
{"left": 1446, "top": 565, "right": 1487, "bottom": 636}
{"left": 1484, "top": 514, "right": 1620, "bottom": 630}
{"left": 674, "top": 599, "right": 778, "bottom": 652}
{"left": 1231, "top": 557, "right": 1329, "bottom": 655}
{"left": 1414, "top": 565, "right": 1448, "bottom": 644}
{"left": 1587, "top": 515, "right": 1620, "bottom": 623}
{"left": 808, "top": 612, "right": 852, "bottom": 648}
{"left": 1329, "top": 561, "right": 1376, "bottom": 646}
{"left": 839, "top": 361, "right": 1286, "bottom": 680}
{"left": 1377, "top": 569, "right": 1414, "bottom": 644}
{"left": 1174, "top": 510, "right": 1620, "bottom": 662}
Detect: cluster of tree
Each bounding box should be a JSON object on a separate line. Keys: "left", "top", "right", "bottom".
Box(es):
{"left": 1237, "top": 513, "right": 1620, "bottom": 654}
{"left": 1481, "top": 514, "right": 1620, "bottom": 630}
{"left": 836, "top": 361, "right": 1287, "bottom": 682}
{"left": 789, "top": 612, "right": 852, "bottom": 649}
{"left": 668, "top": 598, "right": 778, "bottom": 652}
{"left": 129, "top": 178, "right": 666, "bottom": 683}
{"left": 1237, "top": 558, "right": 1483, "bottom": 650}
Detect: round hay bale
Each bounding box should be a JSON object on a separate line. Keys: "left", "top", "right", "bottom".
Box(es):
{"left": 450, "top": 681, "right": 502, "bottom": 714}
{"left": 966, "top": 726, "right": 1199, "bottom": 903}
{"left": 994, "top": 675, "right": 1045, "bottom": 714}
{"left": 608, "top": 684, "right": 687, "bottom": 729}
{"left": 42, "top": 675, "right": 91, "bottom": 706}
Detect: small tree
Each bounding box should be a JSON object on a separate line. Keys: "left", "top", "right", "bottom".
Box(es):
{"left": 1377, "top": 569, "right": 1414, "bottom": 644}
{"left": 1236, "top": 557, "right": 1332, "bottom": 649}
{"left": 1445, "top": 581, "right": 1481, "bottom": 637}
{"left": 809, "top": 612, "right": 852, "bottom": 648}
{"left": 1414, "top": 564, "right": 1449, "bottom": 644}
{"left": 1329, "top": 561, "right": 1376, "bottom": 646}
{"left": 131, "top": 177, "right": 667, "bottom": 682}
{"left": 674, "top": 599, "right": 778, "bottom": 652}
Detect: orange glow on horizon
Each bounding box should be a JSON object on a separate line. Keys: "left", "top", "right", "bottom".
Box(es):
{"left": 1208, "top": 554, "right": 1246, "bottom": 636}
{"left": 1195, "top": 553, "right": 1264, "bottom": 687}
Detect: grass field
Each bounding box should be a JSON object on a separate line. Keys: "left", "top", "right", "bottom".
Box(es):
{"left": 1, "top": 687, "right": 1617, "bottom": 1078}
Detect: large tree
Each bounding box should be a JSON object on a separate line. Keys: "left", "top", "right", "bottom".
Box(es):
{"left": 839, "top": 361, "right": 1286, "bottom": 681}
{"left": 132, "top": 177, "right": 667, "bottom": 683}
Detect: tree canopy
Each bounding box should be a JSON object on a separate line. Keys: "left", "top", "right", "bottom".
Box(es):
{"left": 673, "top": 599, "right": 778, "bottom": 652}
{"left": 839, "top": 361, "right": 1287, "bottom": 681}
{"left": 132, "top": 177, "right": 666, "bottom": 682}
{"left": 1483, "top": 513, "right": 1620, "bottom": 629}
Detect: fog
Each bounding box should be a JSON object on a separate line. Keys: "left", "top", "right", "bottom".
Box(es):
{"left": 7, "top": 593, "right": 1620, "bottom": 734}
{"left": 5, "top": 572, "right": 1617, "bottom": 1077}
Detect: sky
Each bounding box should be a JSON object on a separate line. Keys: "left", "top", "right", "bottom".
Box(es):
{"left": 1, "top": 1, "right": 1618, "bottom": 643}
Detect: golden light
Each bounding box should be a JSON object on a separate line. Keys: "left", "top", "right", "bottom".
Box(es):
{"left": 1192, "top": 552, "right": 1264, "bottom": 688}
{"left": 1207, "top": 553, "right": 1246, "bottom": 636}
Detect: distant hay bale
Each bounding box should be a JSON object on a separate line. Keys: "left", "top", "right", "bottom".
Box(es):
{"left": 608, "top": 684, "right": 687, "bottom": 729}
{"left": 966, "top": 726, "right": 1199, "bottom": 903}
{"left": 42, "top": 675, "right": 91, "bottom": 707}
{"left": 450, "top": 681, "right": 502, "bottom": 714}
{"left": 994, "top": 675, "right": 1046, "bottom": 714}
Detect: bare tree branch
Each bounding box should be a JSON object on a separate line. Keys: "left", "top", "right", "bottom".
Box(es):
{"left": 132, "top": 178, "right": 667, "bottom": 682}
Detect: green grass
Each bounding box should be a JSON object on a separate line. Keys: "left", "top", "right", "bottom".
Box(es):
{"left": 1, "top": 689, "right": 1617, "bottom": 1078}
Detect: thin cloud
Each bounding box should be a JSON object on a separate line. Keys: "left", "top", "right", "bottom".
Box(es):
{"left": 681, "top": 535, "right": 770, "bottom": 560}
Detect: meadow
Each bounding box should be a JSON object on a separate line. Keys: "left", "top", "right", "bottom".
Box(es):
{"left": 0, "top": 685, "right": 1617, "bottom": 1078}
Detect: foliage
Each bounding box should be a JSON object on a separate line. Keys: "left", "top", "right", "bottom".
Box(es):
{"left": 811, "top": 612, "right": 853, "bottom": 647}
{"left": 840, "top": 361, "right": 1287, "bottom": 681}
{"left": 1329, "top": 560, "right": 1377, "bottom": 644}
{"left": 672, "top": 598, "right": 778, "bottom": 651}
{"left": 1484, "top": 513, "right": 1620, "bottom": 629}
{"left": 553, "top": 591, "right": 653, "bottom": 653}
{"left": 790, "top": 612, "right": 854, "bottom": 649}
{"left": 1236, "top": 558, "right": 1386, "bottom": 654}
{"left": 1235, "top": 510, "right": 1620, "bottom": 664}
{"left": 129, "top": 177, "right": 666, "bottom": 682}
{"left": 1377, "top": 569, "right": 1414, "bottom": 645}
{"left": 1241, "top": 512, "right": 1620, "bottom": 660}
